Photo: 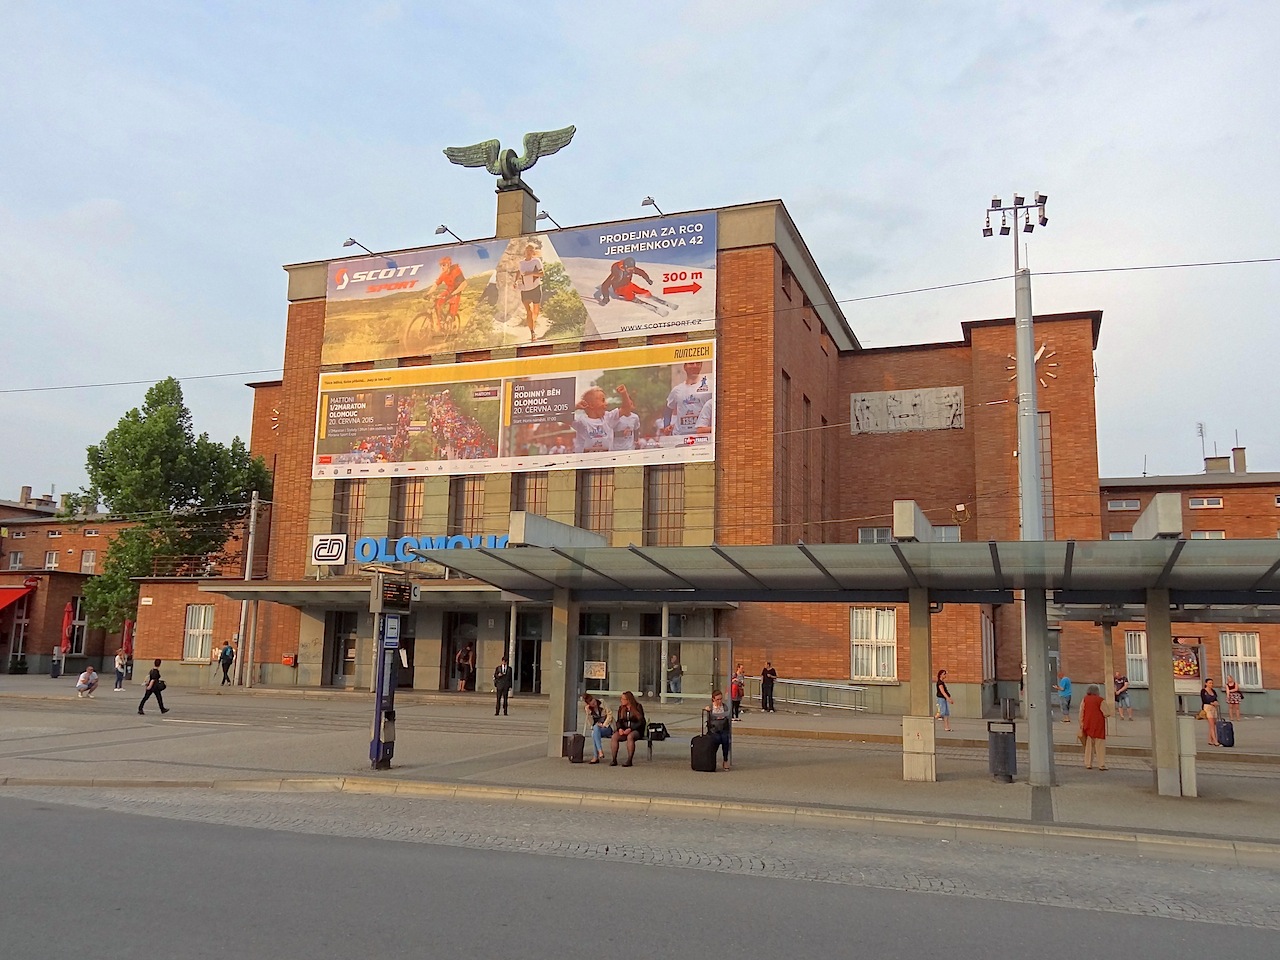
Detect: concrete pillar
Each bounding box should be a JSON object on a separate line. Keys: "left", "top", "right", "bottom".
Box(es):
{"left": 1024, "top": 588, "right": 1056, "bottom": 787}
{"left": 546, "top": 586, "right": 580, "bottom": 758}
{"left": 903, "top": 587, "right": 936, "bottom": 782}
{"left": 496, "top": 185, "right": 538, "bottom": 239}
{"left": 1101, "top": 622, "right": 1117, "bottom": 737}
{"left": 1146, "top": 587, "right": 1181, "bottom": 796}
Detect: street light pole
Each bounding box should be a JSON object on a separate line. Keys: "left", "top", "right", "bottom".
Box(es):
{"left": 984, "top": 192, "right": 1054, "bottom": 786}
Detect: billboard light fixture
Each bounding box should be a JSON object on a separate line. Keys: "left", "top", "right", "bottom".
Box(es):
{"left": 435, "top": 225, "right": 463, "bottom": 243}
{"left": 641, "top": 196, "right": 665, "bottom": 216}
{"left": 342, "top": 238, "right": 375, "bottom": 256}
{"left": 536, "top": 211, "right": 562, "bottom": 229}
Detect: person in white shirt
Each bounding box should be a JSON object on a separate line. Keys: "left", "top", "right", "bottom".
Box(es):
{"left": 76, "top": 666, "right": 99, "bottom": 698}
{"left": 572, "top": 384, "right": 635, "bottom": 454}
{"left": 515, "top": 244, "right": 544, "bottom": 341}
{"left": 113, "top": 648, "right": 127, "bottom": 690}
{"left": 612, "top": 404, "right": 642, "bottom": 451}
{"left": 662, "top": 362, "right": 713, "bottom": 436}
{"left": 694, "top": 396, "right": 715, "bottom": 435}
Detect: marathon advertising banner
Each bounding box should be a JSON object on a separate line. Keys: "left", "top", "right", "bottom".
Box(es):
{"left": 322, "top": 212, "right": 717, "bottom": 364}
{"left": 312, "top": 341, "right": 716, "bottom": 479}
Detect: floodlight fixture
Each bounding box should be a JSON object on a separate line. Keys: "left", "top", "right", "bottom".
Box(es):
{"left": 1013, "top": 194, "right": 1025, "bottom": 206}
{"left": 342, "top": 238, "right": 375, "bottom": 256}
{"left": 982, "top": 213, "right": 993, "bottom": 237}
{"left": 1038, "top": 212, "right": 1049, "bottom": 227}
{"left": 1023, "top": 211, "right": 1034, "bottom": 233}
{"left": 435, "top": 225, "right": 463, "bottom": 242}
{"left": 536, "top": 211, "right": 562, "bottom": 229}
{"left": 1034, "top": 192, "right": 1048, "bottom": 205}
{"left": 991, "top": 196, "right": 1002, "bottom": 210}
{"left": 999, "top": 212, "right": 1010, "bottom": 236}
{"left": 641, "top": 196, "right": 665, "bottom": 216}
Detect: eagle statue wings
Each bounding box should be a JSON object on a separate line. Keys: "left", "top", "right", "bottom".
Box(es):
{"left": 443, "top": 126, "right": 576, "bottom": 190}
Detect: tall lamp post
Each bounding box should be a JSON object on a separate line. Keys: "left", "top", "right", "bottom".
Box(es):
{"left": 984, "top": 191, "right": 1055, "bottom": 786}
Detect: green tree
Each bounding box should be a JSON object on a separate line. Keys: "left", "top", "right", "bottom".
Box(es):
{"left": 65, "top": 378, "right": 272, "bottom": 630}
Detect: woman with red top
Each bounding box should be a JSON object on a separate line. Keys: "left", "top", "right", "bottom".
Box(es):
{"left": 1079, "top": 684, "right": 1107, "bottom": 770}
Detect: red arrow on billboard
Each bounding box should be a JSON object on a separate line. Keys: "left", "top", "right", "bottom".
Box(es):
{"left": 662, "top": 282, "right": 702, "bottom": 295}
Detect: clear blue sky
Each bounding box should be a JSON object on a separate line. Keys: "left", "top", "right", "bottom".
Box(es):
{"left": 2, "top": 1, "right": 1277, "bottom": 504}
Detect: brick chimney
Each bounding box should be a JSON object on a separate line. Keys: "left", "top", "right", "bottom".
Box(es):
{"left": 1232, "top": 446, "right": 1247, "bottom": 474}
{"left": 20, "top": 485, "right": 32, "bottom": 505}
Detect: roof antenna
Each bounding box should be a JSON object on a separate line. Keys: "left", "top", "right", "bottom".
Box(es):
{"left": 1142, "top": 454, "right": 1148, "bottom": 478}
{"left": 1196, "top": 422, "right": 1206, "bottom": 459}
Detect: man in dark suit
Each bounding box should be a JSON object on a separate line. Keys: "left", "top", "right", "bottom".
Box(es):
{"left": 493, "top": 655, "right": 513, "bottom": 716}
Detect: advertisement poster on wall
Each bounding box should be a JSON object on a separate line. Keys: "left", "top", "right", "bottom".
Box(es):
{"left": 312, "top": 341, "right": 716, "bottom": 479}
{"left": 322, "top": 212, "right": 717, "bottom": 364}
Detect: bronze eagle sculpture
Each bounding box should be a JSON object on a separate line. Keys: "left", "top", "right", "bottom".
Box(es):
{"left": 443, "top": 126, "right": 576, "bottom": 190}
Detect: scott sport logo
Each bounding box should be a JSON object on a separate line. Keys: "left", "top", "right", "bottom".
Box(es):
{"left": 311, "top": 534, "right": 348, "bottom": 566}
{"left": 334, "top": 263, "right": 425, "bottom": 291}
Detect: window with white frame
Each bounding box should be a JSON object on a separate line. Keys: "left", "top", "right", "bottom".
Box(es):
{"left": 44, "top": 551, "right": 59, "bottom": 570}
{"left": 1125, "top": 630, "right": 1148, "bottom": 686}
{"left": 1107, "top": 499, "right": 1140, "bottom": 511}
{"left": 935, "top": 525, "right": 961, "bottom": 542}
{"left": 1108, "top": 531, "right": 1133, "bottom": 540}
{"left": 80, "top": 550, "right": 97, "bottom": 574}
{"left": 11, "top": 594, "right": 30, "bottom": 655}
{"left": 1189, "top": 496, "right": 1223, "bottom": 509}
{"left": 47, "top": 529, "right": 62, "bottom": 538}
{"left": 8, "top": 552, "right": 22, "bottom": 569}
{"left": 84, "top": 528, "right": 100, "bottom": 537}
{"left": 1275, "top": 495, "right": 1280, "bottom": 508}
{"left": 182, "top": 604, "right": 215, "bottom": 661}
{"left": 858, "top": 526, "right": 892, "bottom": 544}
{"left": 1190, "top": 530, "right": 1225, "bottom": 539}
{"left": 981, "top": 609, "right": 996, "bottom": 682}
{"left": 69, "top": 596, "right": 88, "bottom": 656}
{"left": 1220, "top": 632, "right": 1262, "bottom": 690}
{"left": 850, "top": 607, "right": 897, "bottom": 681}
{"left": 11, "top": 530, "right": 25, "bottom": 539}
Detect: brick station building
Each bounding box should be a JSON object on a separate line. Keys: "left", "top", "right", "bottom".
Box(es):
{"left": 122, "top": 196, "right": 1278, "bottom": 715}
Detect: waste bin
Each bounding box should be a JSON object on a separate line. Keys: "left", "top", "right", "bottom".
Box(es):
{"left": 50, "top": 651, "right": 62, "bottom": 680}
{"left": 987, "top": 720, "right": 1017, "bottom": 782}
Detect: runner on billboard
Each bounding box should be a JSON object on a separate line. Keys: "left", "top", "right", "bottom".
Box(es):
{"left": 662, "top": 362, "right": 713, "bottom": 436}
{"left": 515, "top": 244, "right": 544, "bottom": 342}
{"left": 573, "top": 384, "right": 636, "bottom": 453}
{"left": 694, "top": 396, "right": 715, "bottom": 435}
{"left": 592, "top": 257, "right": 680, "bottom": 317}
{"left": 613, "top": 398, "right": 642, "bottom": 450}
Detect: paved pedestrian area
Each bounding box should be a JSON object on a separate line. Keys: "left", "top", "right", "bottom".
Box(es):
{"left": 3, "top": 674, "right": 1279, "bottom": 863}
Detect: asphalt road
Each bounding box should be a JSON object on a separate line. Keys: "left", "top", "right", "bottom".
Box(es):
{"left": 3, "top": 788, "right": 1279, "bottom": 960}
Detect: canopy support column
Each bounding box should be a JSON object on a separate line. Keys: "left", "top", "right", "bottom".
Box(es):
{"left": 1025, "top": 588, "right": 1056, "bottom": 786}
{"left": 1101, "top": 622, "right": 1117, "bottom": 736}
{"left": 903, "top": 587, "right": 936, "bottom": 782}
{"left": 1146, "top": 587, "right": 1182, "bottom": 796}
{"left": 546, "top": 587, "right": 580, "bottom": 758}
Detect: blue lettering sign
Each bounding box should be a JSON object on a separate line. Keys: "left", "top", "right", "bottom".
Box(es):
{"left": 352, "top": 533, "right": 510, "bottom": 563}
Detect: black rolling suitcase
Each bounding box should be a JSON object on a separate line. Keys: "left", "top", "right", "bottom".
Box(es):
{"left": 566, "top": 733, "right": 586, "bottom": 763}
{"left": 691, "top": 714, "right": 718, "bottom": 772}
{"left": 1217, "top": 718, "right": 1235, "bottom": 748}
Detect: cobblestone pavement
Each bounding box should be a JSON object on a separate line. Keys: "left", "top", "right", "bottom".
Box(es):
{"left": 6, "top": 786, "right": 1279, "bottom": 930}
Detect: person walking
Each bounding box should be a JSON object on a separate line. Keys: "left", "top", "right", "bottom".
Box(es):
{"left": 75, "top": 665, "right": 100, "bottom": 698}
{"left": 455, "top": 643, "right": 474, "bottom": 692}
{"left": 666, "top": 653, "right": 684, "bottom": 695}
{"left": 703, "top": 689, "right": 733, "bottom": 771}
{"left": 112, "top": 648, "right": 127, "bottom": 691}
{"left": 1080, "top": 684, "right": 1108, "bottom": 770}
{"left": 1113, "top": 670, "right": 1133, "bottom": 720}
{"left": 493, "top": 655, "right": 513, "bottom": 716}
{"left": 760, "top": 661, "right": 778, "bottom": 713}
{"left": 137, "top": 659, "right": 169, "bottom": 716}
{"left": 729, "top": 663, "right": 745, "bottom": 720}
{"left": 1225, "top": 675, "right": 1243, "bottom": 723}
{"left": 935, "top": 669, "right": 954, "bottom": 732}
{"left": 1200, "top": 678, "right": 1221, "bottom": 746}
{"left": 217, "top": 640, "right": 235, "bottom": 686}
{"left": 1055, "top": 671, "right": 1073, "bottom": 723}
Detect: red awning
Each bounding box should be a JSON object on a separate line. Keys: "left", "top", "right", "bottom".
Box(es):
{"left": 0, "top": 586, "right": 34, "bottom": 613}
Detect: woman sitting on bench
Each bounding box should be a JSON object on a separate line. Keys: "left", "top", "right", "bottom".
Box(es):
{"left": 610, "top": 691, "right": 646, "bottom": 767}
{"left": 582, "top": 693, "right": 615, "bottom": 764}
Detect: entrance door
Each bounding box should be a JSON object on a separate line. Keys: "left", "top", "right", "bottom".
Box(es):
{"left": 513, "top": 612, "right": 543, "bottom": 694}
{"left": 441, "top": 612, "right": 478, "bottom": 691}
{"left": 328, "top": 611, "right": 359, "bottom": 687}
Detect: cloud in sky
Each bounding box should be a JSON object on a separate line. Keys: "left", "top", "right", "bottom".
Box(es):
{"left": 1, "top": 0, "right": 1276, "bottom": 503}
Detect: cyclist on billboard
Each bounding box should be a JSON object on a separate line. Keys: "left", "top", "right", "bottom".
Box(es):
{"left": 431, "top": 256, "right": 466, "bottom": 333}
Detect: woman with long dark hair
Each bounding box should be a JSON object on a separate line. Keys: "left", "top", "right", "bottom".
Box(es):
{"left": 609, "top": 691, "right": 646, "bottom": 766}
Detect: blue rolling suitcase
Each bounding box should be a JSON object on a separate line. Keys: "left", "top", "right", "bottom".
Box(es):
{"left": 1216, "top": 718, "right": 1234, "bottom": 748}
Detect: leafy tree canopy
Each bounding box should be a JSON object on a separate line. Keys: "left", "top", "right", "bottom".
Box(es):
{"left": 65, "top": 378, "right": 272, "bottom": 630}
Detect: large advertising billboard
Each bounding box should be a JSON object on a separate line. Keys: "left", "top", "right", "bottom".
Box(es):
{"left": 312, "top": 341, "right": 716, "bottom": 479}
{"left": 322, "top": 212, "right": 717, "bottom": 364}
